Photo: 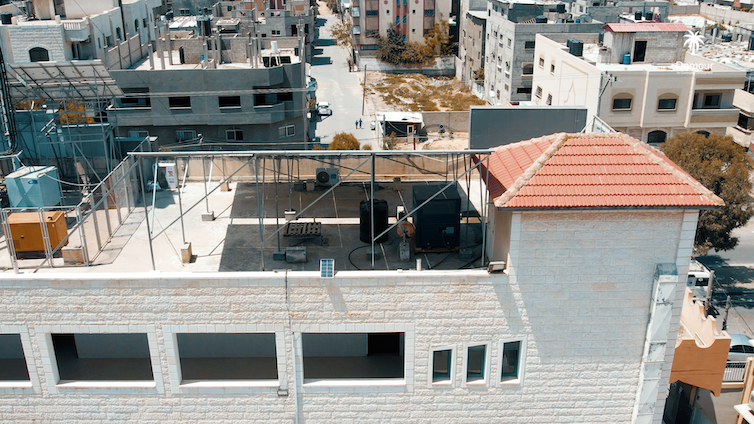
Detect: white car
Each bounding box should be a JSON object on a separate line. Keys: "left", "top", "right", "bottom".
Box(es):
{"left": 370, "top": 120, "right": 376, "bottom": 130}
{"left": 728, "top": 334, "right": 754, "bottom": 362}
{"left": 317, "top": 102, "right": 332, "bottom": 116}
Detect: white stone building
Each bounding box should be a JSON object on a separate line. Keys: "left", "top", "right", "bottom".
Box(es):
{"left": 531, "top": 23, "right": 746, "bottom": 143}
{"left": 0, "top": 0, "right": 161, "bottom": 63}
{"left": 0, "top": 135, "right": 722, "bottom": 423}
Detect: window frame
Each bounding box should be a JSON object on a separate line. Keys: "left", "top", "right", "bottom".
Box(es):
{"left": 278, "top": 125, "right": 295, "bottom": 138}
{"left": 175, "top": 129, "right": 197, "bottom": 142}
{"left": 36, "top": 325, "right": 163, "bottom": 393}
{"left": 702, "top": 93, "right": 722, "bottom": 109}
{"left": 0, "top": 326, "right": 38, "bottom": 393}
{"left": 498, "top": 337, "right": 526, "bottom": 386}
{"left": 657, "top": 96, "right": 678, "bottom": 111}
{"left": 168, "top": 96, "right": 192, "bottom": 109}
{"left": 163, "top": 325, "right": 285, "bottom": 394}
{"left": 538, "top": 56, "right": 545, "bottom": 68}
{"left": 524, "top": 40, "right": 535, "bottom": 49}
{"left": 293, "top": 323, "right": 415, "bottom": 393}
{"left": 226, "top": 129, "right": 244, "bottom": 141}
{"left": 218, "top": 96, "right": 242, "bottom": 109}
{"left": 462, "top": 342, "right": 491, "bottom": 387}
{"left": 612, "top": 96, "right": 632, "bottom": 111}
{"left": 429, "top": 346, "right": 456, "bottom": 387}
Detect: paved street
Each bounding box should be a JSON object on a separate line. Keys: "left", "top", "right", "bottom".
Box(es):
{"left": 310, "top": 3, "right": 379, "bottom": 148}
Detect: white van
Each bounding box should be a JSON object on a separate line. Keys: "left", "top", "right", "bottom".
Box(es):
{"left": 687, "top": 259, "right": 713, "bottom": 303}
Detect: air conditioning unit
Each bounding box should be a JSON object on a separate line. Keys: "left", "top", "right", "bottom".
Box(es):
{"left": 315, "top": 168, "right": 339, "bottom": 187}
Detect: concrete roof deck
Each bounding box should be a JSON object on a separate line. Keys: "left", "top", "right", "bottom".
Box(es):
{"left": 131, "top": 50, "right": 301, "bottom": 71}
{"left": 0, "top": 163, "right": 489, "bottom": 275}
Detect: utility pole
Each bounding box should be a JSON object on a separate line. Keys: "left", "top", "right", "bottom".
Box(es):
{"left": 298, "top": 20, "right": 307, "bottom": 146}
{"left": 361, "top": 65, "right": 367, "bottom": 115}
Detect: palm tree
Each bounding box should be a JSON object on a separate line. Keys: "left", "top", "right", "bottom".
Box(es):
{"left": 684, "top": 30, "right": 705, "bottom": 55}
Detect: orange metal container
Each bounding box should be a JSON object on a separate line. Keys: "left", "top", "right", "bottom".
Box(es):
{"left": 6, "top": 212, "right": 68, "bottom": 253}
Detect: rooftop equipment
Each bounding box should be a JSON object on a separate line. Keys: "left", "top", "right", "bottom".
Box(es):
{"left": 412, "top": 184, "right": 461, "bottom": 251}
{"left": 360, "top": 199, "right": 389, "bottom": 244}
{"left": 567, "top": 38, "right": 583, "bottom": 57}
{"left": 535, "top": 15, "right": 547, "bottom": 23}
{"left": 5, "top": 166, "right": 61, "bottom": 208}
{"left": 6, "top": 211, "right": 68, "bottom": 253}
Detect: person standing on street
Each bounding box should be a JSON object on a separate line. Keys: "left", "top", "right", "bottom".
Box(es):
{"left": 355, "top": 120, "right": 359, "bottom": 129}
{"left": 359, "top": 119, "right": 363, "bottom": 129}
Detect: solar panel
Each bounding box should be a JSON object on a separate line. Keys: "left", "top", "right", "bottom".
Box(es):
{"left": 320, "top": 259, "right": 334, "bottom": 278}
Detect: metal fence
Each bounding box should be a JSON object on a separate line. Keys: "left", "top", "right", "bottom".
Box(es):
{"left": 723, "top": 361, "right": 747, "bottom": 383}
{"left": 1, "top": 140, "right": 149, "bottom": 272}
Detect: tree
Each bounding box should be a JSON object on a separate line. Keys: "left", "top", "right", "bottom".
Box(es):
{"left": 661, "top": 132, "right": 754, "bottom": 254}
{"left": 330, "top": 20, "right": 353, "bottom": 50}
{"left": 377, "top": 24, "right": 406, "bottom": 65}
{"left": 328, "top": 132, "right": 361, "bottom": 150}
{"left": 424, "top": 19, "right": 455, "bottom": 56}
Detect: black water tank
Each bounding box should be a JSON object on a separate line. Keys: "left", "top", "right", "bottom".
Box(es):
{"left": 722, "top": 31, "right": 733, "bottom": 42}
{"left": 635, "top": 11, "right": 642, "bottom": 20}
{"left": 412, "top": 184, "right": 461, "bottom": 250}
{"left": 0, "top": 13, "right": 11, "bottom": 25}
{"left": 165, "top": 11, "right": 174, "bottom": 20}
{"left": 556, "top": 3, "right": 566, "bottom": 13}
{"left": 568, "top": 38, "right": 583, "bottom": 56}
{"left": 178, "top": 46, "right": 185, "bottom": 64}
{"left": 535, "top": 15, "right": 548, "bottom": 23}
{"left": 359, "top": 199, "right": 389, "bottom": 243}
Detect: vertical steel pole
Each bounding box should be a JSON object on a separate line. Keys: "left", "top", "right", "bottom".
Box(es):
{"left": 38, "top": 209, "right": 53, "bottom": 268}
{"left": 480, "top": 153, "right": 490, "bottom": 268}
{"left": 137, "top": 157, "right": 156, "bottom": 271}
{"left": 370, "top": 153, "right": 375, "bottom": 270}
{"left": 176, "top": 159, "right": 186, "bottom": 245}
{"left": 254, "top": 157, "right": 265, "bottom": 271}
{"left": 2, "top": 210, "right": 18, "bottom": 273}
{"left": 77, "top": 206, "right": 90, "bottom": 266}
{"left": 202, "top": 156, "right": 210, "bottom": 213}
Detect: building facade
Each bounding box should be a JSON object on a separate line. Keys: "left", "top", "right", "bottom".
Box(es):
{"left": 481, "top": 0, "right": 603, "bottom": 105}
{"left": 531, "top": 24, "right": 746, "bottom": 143}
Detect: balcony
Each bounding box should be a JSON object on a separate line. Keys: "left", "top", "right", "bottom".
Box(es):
{"left": 669, "top": 288, "right": 730, "bottom": 396}
{"left": 251, "top": 102, "right": 286, "bottom": 124}
{"left": 63, "top": 19, "right": 90, "bottom": 42}
{"left": 689, "top": 108, "right": 740, "bottom": 127}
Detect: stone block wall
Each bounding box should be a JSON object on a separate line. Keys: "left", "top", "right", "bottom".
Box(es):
{"left": 0, "top": 209, "right": 694, "bottom": 422}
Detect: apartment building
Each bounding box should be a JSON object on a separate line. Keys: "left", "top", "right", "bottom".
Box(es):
{"left": 0, "top": 132, "right": 722, "bottom": 423}
{"left": 108, "top": 33, "right": 310, "bottom": 149}
{"left": 531, "top": 23, "right": 746, "bottom": 143}
{"left": 481, "top": 0, "right": 603, "bottom": 105}
{"left": 0, "top": 0, "right": 161, "bottom": 63}
{"left": 349, "top": 0, "right": 453, "bottom": 52}
{"left": 457, "top": 10, "right": 485, "bottom": 95}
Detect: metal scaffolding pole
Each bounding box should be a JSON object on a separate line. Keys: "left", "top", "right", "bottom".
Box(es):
{"left": 137, "top": 157, "right": 156, "bottom": 271}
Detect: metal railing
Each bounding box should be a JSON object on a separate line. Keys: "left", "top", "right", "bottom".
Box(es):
{"left": 724, "top": 361, "right": 747, "bottom": 383}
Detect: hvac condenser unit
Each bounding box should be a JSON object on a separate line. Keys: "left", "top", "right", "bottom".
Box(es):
{"left": 5, "top": 166, "right": 62, "bottom": 208}
{"left": 315, "top": 168, "right": 340, "bottom": 187}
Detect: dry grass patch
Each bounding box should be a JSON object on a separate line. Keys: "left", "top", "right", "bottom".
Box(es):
{"left": 368, "top": 72, "right": 485, "bottom": 112}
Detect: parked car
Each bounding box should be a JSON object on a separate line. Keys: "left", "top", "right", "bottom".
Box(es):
{"left": 317, "top": 102, "right": 332, "bottom": 116}
{"left": 728, "top": 333, "right": 754, "bottom": 362}
{"left": 370, "top": 120, "right": 376, "bottom": 130}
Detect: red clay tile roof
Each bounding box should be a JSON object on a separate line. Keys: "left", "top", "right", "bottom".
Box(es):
{"left": 478, "top": 133, "right": 724, "bottom": 209}
{"left": 604, "top": 22, "right": 689, "bottom": 33}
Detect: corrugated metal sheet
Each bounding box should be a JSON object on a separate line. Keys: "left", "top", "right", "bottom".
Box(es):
{"left": 604, "top": 23, "right": 689, "bottom": 33}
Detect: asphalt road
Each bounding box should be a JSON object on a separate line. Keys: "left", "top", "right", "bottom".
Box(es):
{"left": 310, "top": 5, "right": 379, "bottom": 148}
{"left": 697, "top": 217, "right": 754, "bottom": 335}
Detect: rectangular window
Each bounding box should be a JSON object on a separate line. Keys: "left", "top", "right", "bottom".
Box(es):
{"left": 177, "top": 333, "right": 277, "bottom": 381}
{"left": 119, "top": 97, "right": 151, "bottom": 108}
{"left": 657, "top": 98, "right": 677, "bottom": 110}
{"left": 431, "top": 348, "right": 453, "bottom": 384}
{"left": 278, "top": 125, "right": 295, "bottom": 138}
{"left": 219, "top": 96, "right": 241, "bottom": 108}
{"left": 507, "top": 38, "right": 511, "bottom": 47}
{"left": 366, "top": 10, "right": 378, "bottom": 15}
{"left": 539, "top": 57, "right": 545, "bottom": 67}
{"left": 302, "top": 333, "right": 404, "bottom": 380}
{"left": 546, "top": 94, "right": 552, "bottom": 105}
{"left": 535, "top": 86, "right": 542, "bottom": 98}
{"left": 550, "top": 63, "right": 555, "bottom": 74}
{"left": 0, "top": 334, "right": 30, "bottom": 382}
{"left": 176, "top": 129, "right": 197, "bottom": 142}
{"left": 255, "top": 94, "right": 276, "bottom": 106}
{"left": 633, "top": 40, "right": 647, "bottom": 62}
{"left": 169, "top": 96, "right": 191, "bottom": 109}
{"left": 703, "top": 94, "right": 721, "bottom": 108}
{"left": 524, "top": 41, "right": 535, "bottom": 49}
{"left": 277, "top": 92, "right": 294, "bottom": 102}
{"left": 226, "top": 129, "right": 243, "bottom": 141}
{"left": 612, "top": 98, "right": 632, "bottom": 110}
{"left": 179, "top": 8, "right": 190, "bottom": 16}
{"left": 424, "top": 9, "right": 434, "bottom": 16}
{"left": 517, "top": 87, "right": 532, "bottom": 94}
{"left": 51, "top": 333, "right": 153, "bottom": 382}
{"left": 465, "top": 344, "right": 487, "bottom": 384}
{"left": 739, "top": 113, "right": 754, "bottom": 131}
{"left": 500, "top": 340, "right": 522, "bottom": 381}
